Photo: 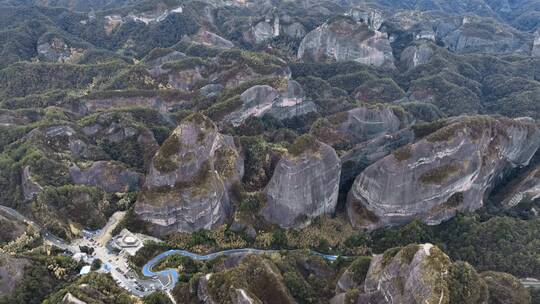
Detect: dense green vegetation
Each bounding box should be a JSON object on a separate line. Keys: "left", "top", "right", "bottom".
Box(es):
{"left": 368, "top": 215, "right": 540, "bottom": 278}
{"left": 0, "top": 0, "right": 539, "bottom": 302}
{"left": 1, "top": 255, "right": 82, "bottom": 304}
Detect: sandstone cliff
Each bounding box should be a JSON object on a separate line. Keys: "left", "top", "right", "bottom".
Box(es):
{"left": 224, "top": 79, "right": 316, "bottom": 126}
{"left": 298, "top": 16, "right": 394, "bottom": 68}
{"left": 499, "top": 164, "right": 540, "bottom": 210}
{"left": 135, "top": 114, "right": 244, "bottom": 234}
{"left": 347, "top": 116, "right": 540, "bottom": 229}
{"left": 69, "top": 161, "right": 142, "bottom": 193}
{"left": 312, "top": 105, "right": 410, "bottom": 150}
{"left": 261, "top": 135, "right": 341, "bottom": 228}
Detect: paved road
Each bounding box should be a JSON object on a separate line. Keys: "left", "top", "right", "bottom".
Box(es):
{"left": 141, "top": 248, "right": 340, "bottom": 291}
{"left": 4, "top": 203, "right": 536, "bottom": 299}
{"left": 0, "top": 205, "right": 74, "bottom": 251}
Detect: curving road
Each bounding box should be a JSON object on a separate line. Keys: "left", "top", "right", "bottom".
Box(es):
{"left": 0, "top": 205, "right": 74, "bottom": 251}
{"left": 141, "top": 248, "right": 341, "bottom": 290}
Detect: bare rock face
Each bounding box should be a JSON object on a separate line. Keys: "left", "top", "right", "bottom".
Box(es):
{"left": 197, "top": 255, "right": 295, "bottom": 304}
{"left": 200, "top": 84, "right": 224, "bottom": 97}
{"left": 69, "top": 161, "right": 142, "bottom": 193}
{"left": 0, "top": 254, "right": 31, "bottom": 297}
{"left": 37, "top": 36, "right": 86, "bottom": 63}
{"left": 298, "top": 17, "right": 394, "bottom": 68}
{"left": 79, "top": 112, "right": 161, "bottom": 168}
{"left": 500, "top": 165, "right": 540, "bottom": 209}
{"left": 363, "top": 244, "right": 452, "bottom": 304}
{"left": 244, "top": 13, "right": 280, "bottom": 44}
{"left": 333, "top": 106, "right": 407, "bottom": 144}
{"left": 22, "top": 166, "right": 43, "bottom": 201}
{"left": 533, "top": 30, "right": 540, "bottom": 57}
{"left": 169, "top": 68, "right": 205, "bottom": 91}
{"left": 313, "top": 105, "right": 409, "bottom": 149}
{"left": 348, "top": 116, "right": 540, "bottom": 229}
{"left": 400, "top": 41, "right": 435, "bottom": 70}
{"left": 61, "top": 293, "right": 87, "bottom": 304}
{"left": 225, "top": 79, "right": 316, "bottom": 126}
{"left": 80, "top": 95, "right": 167, "bottom": 114}
{"left": 335, "top": 256, "right": 372, "bottom": 294}
{"left": 231, "top": 289, "right": 258, "bottom": 304}
{"left": 198, "top": 274, "right": 218, "bottom": 304}
{"left": 261, "top": 136, "right": 341, "bottom": 228}
{"left": 388, "top": 11, "right": 533, "bottom": 56}
{"left": 340, "top": 129, "right": 415, "bottom": 193}
{"left": 347, "top": 7, "right": 384, "bottom": 30}
{"left": 191, "top": 29, "right": 234, "bottom": 49}
{"left": 147, "top": 50, "right": 187, "bottom": 67}
{"left": 0, "top": 211, "right": 27, "bottom": 244}
{"left": 283, "top": 22, "right": 306, "bottom": 39}
{"left": 135, "top": 114, "right": 244, "bottom": 234}
{"left": 444, "top": 16, "right": 531, "bottom": 54}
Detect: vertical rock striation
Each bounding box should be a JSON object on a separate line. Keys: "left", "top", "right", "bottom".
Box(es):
{"left": 261, "top": 136, "right": 341, "bottom": 228}
{"left": 135, "top": 114, "right": 244, "bottom": 235}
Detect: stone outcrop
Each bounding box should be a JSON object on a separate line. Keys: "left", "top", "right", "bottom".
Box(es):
{"left": 332, "top": 244, "right": 461, "bottom": 304}
{"left": 198, "top": 274, "right": 217, "bottom": 304}
{"left": 0, "top": 254, "right": 30, "bottom": 297}
{"left": 0, "top": 211, "right": 27, "bottom": 244}
{"left": 224, "top": 79, "right": 316, "bottom": 126}
{"left": 443, "top": 16, "right": 531, "bottom": 54}
{"left": 335, "top": 256, "right": 372, "bottom": 294}
{"left": 347, "top": 7, "right": 384, "bottom": 30}
{"left": 197, "top": 255, "right": 295, "bottom": 304}
{"left": 340, "top": 129, "right": 415, "bottom": 192}
{"left": 167, "top": 67, "right": 205, "bottom": 91}
{"left": 79, "top": 112, "right": 160, "bottom": 167}
{"left": 22, "top": 166, "right": 43, "bottom": 201}
{"left": 298, "top": 17, "right": 394, "bottom": 68}
{"left": 332, "top": 106, "right": 407, "bottom": 144}
{"left": 481, "top": 271, "right": 532, "bottom": 304}
{"left": 400, "top": 41, "right": 434, "bottom": 70}
{"left": 37, "top": 36, "right": 86, "bottom": 63}
{"left": 200, "top": 84, "right": 224, "bottom": 97}
{"left": 363, "top": 244, "right": 452, "bottom": 304}
{"left": 61, "top": 293, "right": 87, "bottom": 304}
{"left": 135, "top": 114, "right": 243, "bottom": 234}
{"left": 231, "top": 289, "right": 258, "bottom": 304}
{"left": 244, "top": 13, "right": 280, "bottom": 44}
{"left": 147, "top": 50, "right": 187, "bottom": 67}
{"left": 499, "top": 164, "right": 540, "bottom": 209}
{"left": 261, "top": 136, "right": 341, "bottom": 228}
{"left": 348, "top": 116, "right": 540, "bottom": 229}
{"left": 387, "top": 11, "right": 533, "bottom": 56}
{"left": 69, "top": 161, "right": 142, "bottom": 193}
{"left": 191, "top": 29, "right": 234, "bottom": 49}
{"left": 313, "top": 106, "right": 409, "bottom": 149}
{"left": 80, "top": 95, "right": 168, "bottom": 114}
{"left": 283, "top": 22, "right": 306, "bottom": 39}
{"left": 533, "top": 30, "right": 540, "bottom": 57}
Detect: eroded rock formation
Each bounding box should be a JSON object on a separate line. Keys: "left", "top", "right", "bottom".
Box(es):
{"left": 500, "top": 164, "right": 540, "bottom": 209}
{"left": 347, "top": 116, "right": 540, "bottom": 229}
{"left": 298, "top": 16, "right": 395, "bottom": 68}
{"left": 69, "top": 161, "right": 142, "bottom": 193}
{"left": 312, "top": 105, "right": 410, "bottom": 149}
{"left": 261, "top": 136, "right": 341, "bottom": 228}
{"left": 135, "top": 114, "right": 244, "bottom": 234}
{"left": 225, "top": 79, "right": 316, "bottom": 126}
